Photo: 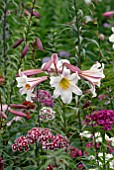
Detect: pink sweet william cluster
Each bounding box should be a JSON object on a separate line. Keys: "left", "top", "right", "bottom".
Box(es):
{"left": 85, "top": 110, "right": 114, "bottom": 131}
{"left": 69, "top": 146, "right": 82, "bottom": 158}
{"left": 34, "top": 89, "right": 54, "bottom": 107}
{"left": 12, "top": 127, "right": 69, "bottom": 152}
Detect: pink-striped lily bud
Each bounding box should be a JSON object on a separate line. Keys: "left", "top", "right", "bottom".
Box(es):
{"left": 9, "top": 109, "right": 27, "bottom": 118}
{"left": 17, "top": 68, "right": 43, "bottom": 77}
{"left": 0, "top": 157, "right": 4, "bottom": 170}
{"left": 0, "top": 76, "right": 5, "bottom": 86}
{"left": 22, "top": 44, "right": 29, "bottom": 58}
{"left": 24, "top": 9, "right": 30, "bottom": 16}
{"left": 13, "top": 38, "right": 24, "bottom": 48}
{"left": 35, "top": 38, "right": 44, "bottom": 52}
{"left": 102, "top": 11, "right": 114, "bottom": 18}
{"left": 0, "top": 111, "right": 7, "bottom": 119}
{"left": 42, "top": 53, "right": 58, "bottom": 71}
{"left": 63, "top": 62, "right": 81, "bottom": 73}
{"left": 10, "top": 104, "right": 27, "bottom": 109}
{"left": 32, "top": 11, "right": 40, "bottom": 18}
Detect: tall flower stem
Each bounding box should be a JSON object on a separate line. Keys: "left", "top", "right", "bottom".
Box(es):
{"left": 77, "top": 109, "right": 83, "bottom": 150}
{"left": 25, "top": 0, "right": 36, "bottom": 43}
{"left": 62, "top": 103, "right": 67, "bottom": 135}
{"left": 73, "top": 0, "right": 82, "bottom": 68}
{"left": 76, "top": 97, "right": 83, "bottom": 150}
{"left": 0, "top": 92, "right": 3, "bottom": 130}
{"left": 2, "top": 0, "right": 8, "bottom": 76}
{"left": 90, "top": 111, "right": 99, "bottom": 167}
{"left": 102, "top": 131, "right": 106, "bottom": 170}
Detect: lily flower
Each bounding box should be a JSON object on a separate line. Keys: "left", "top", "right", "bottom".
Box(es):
{"left": 42, "top": 53, "right": 70, "bottom": 75}
{"left": 16, "top": 69, "right": 48, "bottom": 102}
{"left": 50, "top": 68, "right": 82, "bottom": 104}
{"left": 109, "top": 27, "right": 114, "bottom": 49}
{"left": 64, "top": 61, "right": 105, "bottom": 97}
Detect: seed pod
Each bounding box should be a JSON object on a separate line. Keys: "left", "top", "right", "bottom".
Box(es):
{"left": 13, "top": 38, "right": 24, "bottom": 48}
{"left": 22, "top": 44, "right": 29, "bottom": 58}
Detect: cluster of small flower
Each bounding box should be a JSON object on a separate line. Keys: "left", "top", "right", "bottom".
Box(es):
{"left": 34, "top": 90, "right": 54, "bottom": 107}
{"left": 42, "top": 134, "right": 69, "bottom": 150}
{"left": 85, "top": 110, "right": 114, "bottom": 131}
{"left": 12, "top": 136, "right": 29, "bottom": 152}
{"left": 69, "top": 146, "right": 82, "bottom": 158}
{"left": 39, "top": 107, "right": 55, "bottom": 121}
{"left": 86, "top": 141, "right": 100, "bottom": 149}
{"left": 12, "top": 128, "right": 69, "bottom": 152}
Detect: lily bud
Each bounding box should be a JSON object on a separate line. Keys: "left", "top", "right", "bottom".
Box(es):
{"left": 0, "top": 111, "right": 7, "bottom": 119}
{"left": 13, "top": 38, "right": 24, "bottom": 48}
{"left": 0, "top": 157, "right": 4, "bottom": 170}
{"left": 102, "top": 11, "right": 114, "bottom": 18}
{"left": 10, "top": 104, "right": 26, "bottom": 109}
{"left": 32, "top": 11, "right": 40, "bottom": 18}
{"left": 22, "top": 44, "right": 29, "bottom": 58}
{"left": 9, "top": 109, "right": 27, "bottom": 118}
{"left": 0, "top": 76, "right": 5, "bottom": 86}
{"left": 24, "top": 9, "right": 30, "bottom": 16}
{"left": 36, "top": 38, "right": 44, "bottom": 51}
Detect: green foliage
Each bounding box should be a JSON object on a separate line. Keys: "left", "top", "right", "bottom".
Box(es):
{"left": 0, "top": 0, "right": 114, "bottom": 169}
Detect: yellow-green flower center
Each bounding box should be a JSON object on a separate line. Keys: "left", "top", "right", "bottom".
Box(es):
{"left": 59, "top": 77, "right": 70, "bottom": 90}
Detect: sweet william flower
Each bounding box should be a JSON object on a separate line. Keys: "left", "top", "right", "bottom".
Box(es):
{"left": 50, "top": 69, "right": 82, "bottom": 104}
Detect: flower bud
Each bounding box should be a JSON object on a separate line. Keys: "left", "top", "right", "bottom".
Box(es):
{"left": 22, "top": 44, "right": 29, "bottom": 58}
{"left": 0, "top": 157, "right": 4, "bottom": 170}
{"left": 102, "top": 11, "right": 114, "bottom": 18}
{"left": 24, "top": 9, "right": 30, "bottom": 16}
{"left": 32, "top": 11, "right": 40, "bottom": 18}
{"left": 0, "top": 76, "right": 5, "bottom": 86}
{"left": 13, "top": 38, "right": 24, "bottom": 48}
{"left": 36, "top": 38, "right": 44, "bottom": 51}
{"left": 9, "top": 109, "right": 27, "bottom": 118}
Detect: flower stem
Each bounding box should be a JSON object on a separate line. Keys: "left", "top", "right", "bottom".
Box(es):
{"left": 73, "top": 0, "right": 82, "bottom": 68}
{"left": 102, "top": 131, "right": 106, "bottom": 170}
{"left": 2, "top": 0, "right": 8, "bottom": 76}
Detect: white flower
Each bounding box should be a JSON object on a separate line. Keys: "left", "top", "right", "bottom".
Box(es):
{"left": 109, "top": 27, "right": 114, "bottom": 49}
{"left": 50, "top": 69, "right": 82, "bottom": 104}
{"left": 80, "top": 131, "right": 92, "bottom": 138}
{"left": 98, "top": 153, "right": 114, "bottom": 168}
{"left": 84, "top": 0, "right": 92, "bottom": 4}
{"left": 80, "top": 61, "right": 105, "bottom": 97}
{"left": 63, "top": 61, "right": 105, "bottom": 98}
{"left": 16, "top": 69, "right": 47, "bottom": 102}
